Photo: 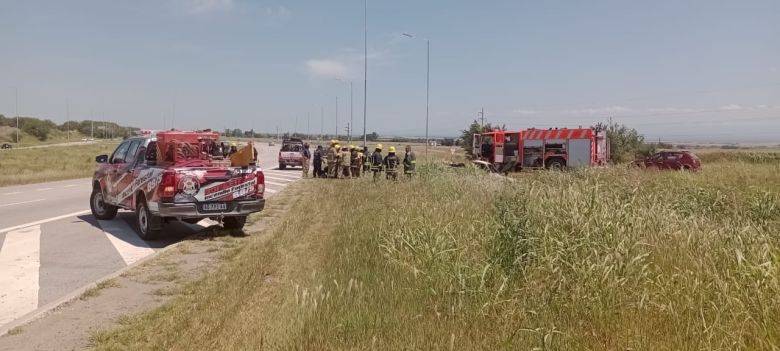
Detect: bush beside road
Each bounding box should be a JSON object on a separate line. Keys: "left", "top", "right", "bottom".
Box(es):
{"left": 89, "top": 158, "right": 780, "bottom": 349}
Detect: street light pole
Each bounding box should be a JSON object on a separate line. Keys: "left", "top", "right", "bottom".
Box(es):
{"left": 362, "top": 0, "right": 368, "bottom": 149}
{"left": 349, "top": 81, "right": 353, "bottom": 143}
{"left": 402, "top": 33, "right": 431, "bottom": 160}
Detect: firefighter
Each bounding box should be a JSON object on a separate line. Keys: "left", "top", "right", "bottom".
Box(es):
{"left": 350, "top": 145, "right": 361, "bottom": 178}
{"left": 384, "top": 146, "right": 401, "bottom": 181}
{"left": 327, "top": 142, "right": 339, "bottom": 178}
{"left": 370, "top": 144, "right": 384, "bottom": 180}
{"left": 403, "top": 145, "right": 416, "bottom": 179}
{"left": 313, "top": 145, "right": 323, "bottom": 178}
{"left": 362, "top": 146, "right": 371, "bottom": 174}
{"left": 340, "top": 144, "right": 352, "bottom": 178}
{"left": 229, "top": 142, "right": 238, "bottom": 155}
{"left": 301, "top": 143, "right": 311, "bottom": 178}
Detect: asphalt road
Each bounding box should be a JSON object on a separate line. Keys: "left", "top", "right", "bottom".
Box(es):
{"left": 0, "top": 144, "right": 304, "bottom": 328}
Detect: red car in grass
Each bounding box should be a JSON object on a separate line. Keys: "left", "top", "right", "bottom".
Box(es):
{"left": 633, "top": 151, "right": 701, "bottom": 171}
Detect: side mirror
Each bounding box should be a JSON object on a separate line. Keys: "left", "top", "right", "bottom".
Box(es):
{"left": 96, "top": 154, "right": 109, "bottom": 163}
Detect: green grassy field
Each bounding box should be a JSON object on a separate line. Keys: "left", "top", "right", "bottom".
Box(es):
{"left": 89, "top": 155, "right": 780, "bottom": 350}
{"left": 0, "top": 142, "right": 118, "bottom": 186}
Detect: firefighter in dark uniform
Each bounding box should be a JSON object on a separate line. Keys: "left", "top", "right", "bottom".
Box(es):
{"left": 313, "top": 145, "right": 323, "bottom": 178}
{"left": 403, "top": 145, "right": 416, "bottom": 179}
{"left": 350, "top": 145, "right": 361, "bottom": 178}
{"left": 383, "top": 146, "right": 401, "bottom": 181}
{"left": 370, "top": 144, "right": 384, "bottom": 180}
{"left": 362, "top": 146, "right": 371, "bottom": 175}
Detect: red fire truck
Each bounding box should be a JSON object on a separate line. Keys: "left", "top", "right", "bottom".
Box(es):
{"left": 472, "top": 127, "right": 609, "bottom": 171}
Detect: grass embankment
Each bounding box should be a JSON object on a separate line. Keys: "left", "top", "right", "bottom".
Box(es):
{"left": 0, "top": 142, "right": 118, "bottom": 186}
{"left": 92, "top": 161, "right": 779, "bottom": 349}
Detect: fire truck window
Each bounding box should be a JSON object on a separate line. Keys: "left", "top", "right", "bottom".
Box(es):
{"left": 109, "top": 141, "right": 131, "bottom": 164}
{"left": 124, "top": 140, "right": 143, "bottom": 165}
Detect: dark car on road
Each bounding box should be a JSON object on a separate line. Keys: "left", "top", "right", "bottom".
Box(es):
{"left": 633, "top": 151, "right": 701, "bottom": 171}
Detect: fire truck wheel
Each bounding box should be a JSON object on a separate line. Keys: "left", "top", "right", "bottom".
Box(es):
{"left": 136, "top": 199, "right": 161, "bottom": 240}
{"left": 90, "top": 186, "right": 117, "bottom": 220}
{"left": 546, "top": 158, "right": 565, "bottom": 170}
{"left": 222, "top": 216, "right": 247, "bottom": 230}
{"left": 279, "top": 163, "right": 286, "bottom": 170}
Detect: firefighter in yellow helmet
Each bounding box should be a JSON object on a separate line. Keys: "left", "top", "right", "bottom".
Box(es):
{"left": 349, "top": 145, "right": 361, "bottom": 178}
{"left": 370, "top": 144, "right": 384, "bottom": 180}
{"left": 339, "top": 144, "right": 352, "bottom": 178}
{"left": 327, "top": 142, "right": 340, "bottom": 178}
{"left": 383, "top": 146, "right": 401, "bottom": 181}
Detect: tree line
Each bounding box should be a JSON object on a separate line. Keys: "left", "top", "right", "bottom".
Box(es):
{"left": 0, "top": 114, "right": 137, "bottom": 142}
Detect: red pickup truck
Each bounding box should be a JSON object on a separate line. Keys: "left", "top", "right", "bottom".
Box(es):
{"left": 90, "top": 130, "right": 265, "bottom": 239}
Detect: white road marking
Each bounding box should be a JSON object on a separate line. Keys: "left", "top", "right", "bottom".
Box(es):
{"left": 0, "top": 210, "right": 91, "bottom": 234}
{"left": 264, "top": 176, "right": 294, "bottom": 182}
{"left": 265, "top": 181, "right": 289, "bottom": 187}
{"left": 263, "top": 172, "right": 300, "bottom": 180}
{"left": 2, "top": 192, "right": 22, "bottom": 196}
{"left": 63, "top": 184, "right": 77, "bottom": 188}
{"left": 0, "top": 225, "right": 41, "bottom": 326}
{"left": 98, "top": 220, "right": 155, "bottom": 266}
{"left": 34, "top": 188, "right": 53, "bottom": 192}
{"left": 265, "top": 188, "right": 278, "bottom": 194}
{"left": 0, "top": 199, "right": 46, "bottom": 208}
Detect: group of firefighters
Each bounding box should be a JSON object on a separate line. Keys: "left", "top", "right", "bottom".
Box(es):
{"left": 300, "top": 140, "right": 416, "bottom": 180}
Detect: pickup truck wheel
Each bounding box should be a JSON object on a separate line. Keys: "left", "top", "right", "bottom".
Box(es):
{"left": 136, "top": 200, "right": 161, "bottom": 240}
{"left": 222, "top": 216, "right": 247, "bottom": 230}
{"left": 278, "top": 163, "right": 286, "bottom": 170}
{"left": 90, "top": 187, "right": 118, "bottom": 220}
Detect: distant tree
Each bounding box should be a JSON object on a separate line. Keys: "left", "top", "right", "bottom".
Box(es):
{"left": 441, "top": 138, "right": 455, "bottom": 146}
{"left": 595, "top": 121, "right": 654, "bottom": 163}
{"left": 23, "top": 119, "right": 53, "bottom": 141}
{"left": 366, "top": 132, "right": 379, "bottom": 141}
{"left": 460, "top": 120, "right": 495, "bottom": 156}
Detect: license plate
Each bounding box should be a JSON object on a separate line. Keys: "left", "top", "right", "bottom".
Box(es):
{"left": 201, "top": 202, "right": 227, "bottom": 211}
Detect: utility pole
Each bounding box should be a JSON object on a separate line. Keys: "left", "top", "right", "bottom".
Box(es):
{"left": 294, "top": 115, "right": 298, "bottom": 135}
{"left": 349, "top": 81, "right": 353, "bottom": 143}
{"left": 307, "top": 112, "right": 310, "bottom": 140}
{"left": 479, "top": 107, "right": 485, "bottom": 130}
{"left": 320, "top": 105, "right": 324, "bottom": 141}
{"left": 15, "top": 88, "right": 19, "bottom": 144}
{"left": 362, "top": 0, "right": 368, "bottom": 149}
{"left": 66, "top": 99, "right": 70, "bottom": 142}
{"left": 91, "top": 109, "right": 94, "bottom": 139}
{"left": 425, "top": 38, "right": 430, "bottom": 161}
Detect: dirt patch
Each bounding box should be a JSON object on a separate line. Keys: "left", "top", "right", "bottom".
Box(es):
{"left": 0, "top": 185, "right": 301, "bottom": 351}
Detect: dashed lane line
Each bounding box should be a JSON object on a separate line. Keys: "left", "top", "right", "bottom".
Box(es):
{"left": 34, "top": 188, "right": 53, "bottom": 192}
{"left": 0, "top": 225, "right": 41, "bottom": 326}
{"left": 0, "top": 199, "right": 46, "bottom": 208}
{"left": 265, "top": 181, "right": 290, "bottom": 187}
{"left": 1, "top": 192, "right": 22, "bottom": 196}
{"left": 0, "top": 210, "right": 91, "bottom": 235}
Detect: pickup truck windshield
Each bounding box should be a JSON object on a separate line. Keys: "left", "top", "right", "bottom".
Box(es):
{"left": 281, "top": 144, "right": 303, "bottom": 152}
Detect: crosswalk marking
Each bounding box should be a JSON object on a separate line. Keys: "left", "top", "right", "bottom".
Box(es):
{"left": 0, "top": 225, "right": 41, "bottom": 325}
{"left": 263, "top": 171, "right": 300, "bottom": 180}
{"left": 264, "top": 175, "right": 294, "bottom": 182}
{"left": 98, "top": 220, "right": 155, "bottom": 266}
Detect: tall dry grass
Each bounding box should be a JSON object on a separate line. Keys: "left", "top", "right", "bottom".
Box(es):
{"left": 91, "top": 160, "right": 780, "bottom": 350}
{"left": 0, "top": 142, "right": 118, "bottom": 186}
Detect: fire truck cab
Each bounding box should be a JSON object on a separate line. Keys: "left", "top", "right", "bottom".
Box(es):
{"left": 473, "top": 127, "right": 609, "bottom": 171}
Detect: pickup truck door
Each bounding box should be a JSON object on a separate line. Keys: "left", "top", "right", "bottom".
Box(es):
{"left": 107, "top": 140, "right": 143, "bottom": 207}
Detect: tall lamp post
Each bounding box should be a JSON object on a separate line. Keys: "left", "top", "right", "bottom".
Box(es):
{"left": 362, "top": 0, "right": 368, "bottom": 149}
{"left": 402, "top": 32, "right": 430, "bottom": 161}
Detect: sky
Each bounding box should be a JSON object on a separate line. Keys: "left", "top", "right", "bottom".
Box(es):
{"left": 1, "top": 0, "right": 778, "bottom": 143}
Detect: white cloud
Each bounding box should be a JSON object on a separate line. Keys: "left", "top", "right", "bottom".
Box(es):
{"left": 646, "top": 107, "right": 700, "bottom": 114}
{"left": 181, "top": 0, "right": 233, "bottom": 14}
{"left": 264, "top": 5, "right": 291, "bottom": 20}
{"left": 304, "top": 59, "right": 352, "bottom": 79}
{"left": 511, "top": 109, "right": 539, "bottom": 115}
{"left": 563, "top": 106, "right": 632, "bottom": 115}
{"left": 719, "top": 104, "right": 743, "bottom": 111}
